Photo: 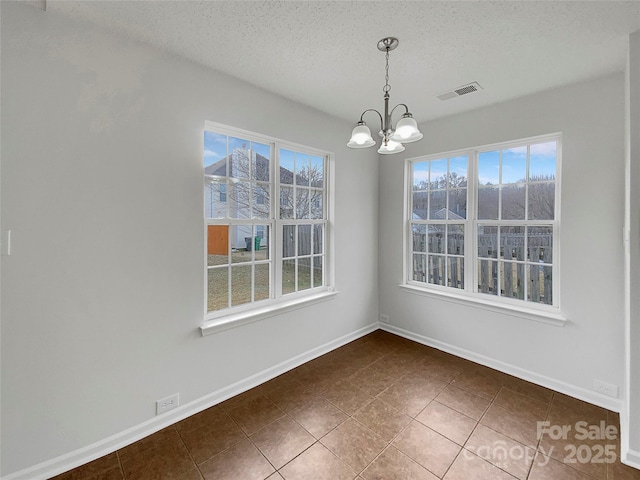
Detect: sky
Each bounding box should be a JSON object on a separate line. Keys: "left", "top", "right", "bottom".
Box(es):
{"left": 413, "top": 140, "right": 557, "bottom": 189}
{"left": 204, "top": 130, "right": 270, "bottom": 170}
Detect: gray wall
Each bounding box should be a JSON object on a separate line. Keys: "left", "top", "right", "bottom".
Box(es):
{"left": 0, "top": 3, "right": 379, "bottom": 476}
{"left": 625, "top": 28, "right": 640, "bottom": 466}
{"left": 378, "top": 73, "right": 626, "bottom": 408}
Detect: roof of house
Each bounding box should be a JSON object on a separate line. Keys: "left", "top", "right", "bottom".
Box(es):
{"left": 205, "top": 148, "right": 298, "bottom": 185}
{"left": 412, "top": 208, "right": 466, "bottom": 221}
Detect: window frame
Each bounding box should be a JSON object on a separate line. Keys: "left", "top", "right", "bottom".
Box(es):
{"left": 202, "top": 121, "right": 336, "bottom": 335}
{"left": 402, "top": 133, "right": 565, "bottom": 325}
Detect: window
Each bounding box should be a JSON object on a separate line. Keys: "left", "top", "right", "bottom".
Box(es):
{"left": 279, "top": 148, "right": 326, "bottom": 295}
{"left": 411, "top": 155, "right": 468, "bottom": 289}
{"left": 204, "top": 122, "right": 332, "bottom": 320}
{"left": 407, "top": 134, "right": 560, "bottom": 313}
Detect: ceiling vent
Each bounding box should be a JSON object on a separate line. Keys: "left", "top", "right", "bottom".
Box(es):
{"left": 436, "top": 82, "right": 483, "bottom": 101}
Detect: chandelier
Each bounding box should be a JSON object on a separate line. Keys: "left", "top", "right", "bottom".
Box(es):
{"left": 347, "top": 37, "right": 423, "bottom": 155}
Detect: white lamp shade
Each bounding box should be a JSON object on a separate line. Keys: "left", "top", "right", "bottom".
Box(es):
{"left": 377, "top": 140, "right": 406, "bottom": 155}
{"left": 390, "top": 116, "right": 423, "bottom": 143}
{"left": 347, "top": 124, "right": 376, "bottom": 148}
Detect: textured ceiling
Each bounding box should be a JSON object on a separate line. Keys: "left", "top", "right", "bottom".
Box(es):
{"left": 48, "top": 1, "right": 640, "bottom": 125}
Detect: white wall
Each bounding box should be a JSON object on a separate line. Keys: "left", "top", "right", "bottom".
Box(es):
{"left": 379, "top": 74, "right": 626, "bottom": 408}
{"left": 0, "top": 3, "right": 379, "bottom": 477}
{"left": 625, "top": 29, "right": 640, "bottom": 466}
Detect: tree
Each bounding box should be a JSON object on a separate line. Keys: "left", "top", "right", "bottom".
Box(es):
{"left": 279, "top": 162, "right": 324, "bottom": 219}
{"left": 205, "top": 147, "right": 271, "bottom": 220}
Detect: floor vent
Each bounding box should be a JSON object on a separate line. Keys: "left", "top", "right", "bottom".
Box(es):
{"left": 437, "top": 82, "right": 483, "bottom": 101}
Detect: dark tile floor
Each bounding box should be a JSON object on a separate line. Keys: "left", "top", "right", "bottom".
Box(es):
{"left": 51, "top": 330, "right": 640, "bottom": 480}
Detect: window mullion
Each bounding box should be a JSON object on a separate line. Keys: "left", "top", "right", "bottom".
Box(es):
{"left": 497, "top": 225, "right": 502, "bottom": 298}
{"left": 227, "top": 255, "right": 232, "bottom": 309}
{"left": 553, "top": 218, "right": 559, "bottom": 307}
{"left": 274, "top": 219, "right": 283, "bottom": 298}
{"left": 523, "top": 225, "right": 529, "bottom": 301}
{"left": 468, "top": 149, "right": 478, "bottom": 295}
{"left": 525, "top": 145, "right": 530, "bottom": 221}
{"left": 471, "top": 218, "right": 478, "bottom": 294}
{"left": 273, "top": 143, "right": 283, "bottom": 299}
{"left": 406, "top": 164, "right": 413, "bottom": 285}
{"left": 498, "top": 149, "right": 503, "bottom": 222}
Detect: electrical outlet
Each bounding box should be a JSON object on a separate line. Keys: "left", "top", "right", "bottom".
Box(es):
{"left": 156, "top": 393, "right": 179, "bottom": 415}
{"left": 593, "top": 380, "right": 619, "bottom": 398}
{"left": 2, "top": 230, "right": 11, "bottom": 256}
{"left": 379, "top": 314, "right": 390, "bottom": 324}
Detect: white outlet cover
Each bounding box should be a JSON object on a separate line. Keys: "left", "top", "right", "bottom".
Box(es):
{"left": 593, "top": 380, "right": 619, "bottom": 398}
{"left": 156, "top": 393, "right": 180, "bottom": 415}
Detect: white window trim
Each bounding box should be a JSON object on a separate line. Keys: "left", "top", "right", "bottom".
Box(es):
{"left": 202, "top": 121, "right": 336, "bottom": 334}
{"left": 201, "top": 289, "right": 339, "bottom": 336}
{"left": 402, "top": 133, "right": 564, "bottom": 324}
{"left": 398, "top": 284, "right": 566, "bottom": 326}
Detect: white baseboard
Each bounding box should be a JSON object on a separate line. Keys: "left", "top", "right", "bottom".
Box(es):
{"left": 622, "top": 448, "right": 640, "bottom": 470}
{"left": 380, "top": 323, "right": 624, "bottom": 413}
{"left": 619, "top": 407, "right": 640, "bottom": 470}
{"left": 2, "top": 323, "right": 378, "bottom": 480}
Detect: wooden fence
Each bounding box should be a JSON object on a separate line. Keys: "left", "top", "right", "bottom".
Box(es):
{"left": 412, "top": 231, "right": 552, "bottom": 304}
{"left": 283, "top": 226, "right": 323, "bottom": 257}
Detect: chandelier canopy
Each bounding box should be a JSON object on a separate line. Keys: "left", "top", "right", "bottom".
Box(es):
{"left": 347, "top": 37, "right": 423, "bottom": 155}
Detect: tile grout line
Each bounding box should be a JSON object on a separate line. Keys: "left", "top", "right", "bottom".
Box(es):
{"left": 441, "top": 380, "right": 555, "bottom": 480}
{"left": 173, "top": 424, "right": 205, "bottom": 479}
{"left": 439, "top": 381, "right": 499, "bottom": 480}
{"left": 531, "top": 391, "right": 606, "bottom": 480}
{"left": 274, "top": 341, "right": 409, "bottom": 478}
{"left": 355, "top": 365, "right": 465, "bottom": 478}
{"left": 523, "top": 390, "right": 554, "bottom": 480}
{"left": 115, "top": 450, "right": 126, "bottom": 480}
{"left": 354, "top": 362, "right": 438, "bottom": 474}
{"left": 255, "top": 344, "right": 400, "bottom": 479}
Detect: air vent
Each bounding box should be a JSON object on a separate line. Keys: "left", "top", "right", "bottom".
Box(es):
{"left": 437, "top": 82, "right": 483, "bottom": 101}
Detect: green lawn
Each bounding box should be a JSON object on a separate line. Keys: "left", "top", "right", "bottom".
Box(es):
{"left": 207, "top": 250, "right": 319, "bottom": 312}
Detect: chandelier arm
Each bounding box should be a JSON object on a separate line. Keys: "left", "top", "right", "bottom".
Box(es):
{"left": 359, "top": 108, "right": 385, "bottom": 132}
{"left": 389, "top": 103, "right": 411, "bottom": 119}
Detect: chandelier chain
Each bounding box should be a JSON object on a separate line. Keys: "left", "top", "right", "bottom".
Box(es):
{"left": 383, "top": 48, "right": 391, "bottom": 94}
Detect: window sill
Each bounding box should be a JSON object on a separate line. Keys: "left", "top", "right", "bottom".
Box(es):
{"left": 398, "top": 283, "right": 567, "bottom": 326}
{"left": 200, "top": 289, "right": 339, "bottom": 336}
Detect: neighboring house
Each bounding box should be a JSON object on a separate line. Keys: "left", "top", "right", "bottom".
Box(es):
{"left": 412, "top": 208, "right": 464, "bottom": 242}
{"left": 205, "top": 145, "right": 270, "bottom": 251}
{"left": 205, "top": 145, "right": 303, "bottom": 251}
